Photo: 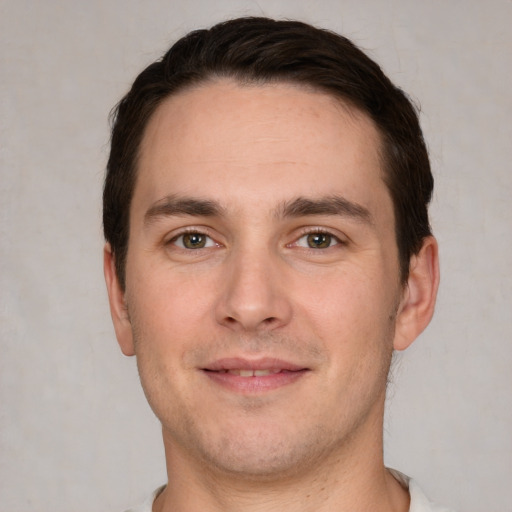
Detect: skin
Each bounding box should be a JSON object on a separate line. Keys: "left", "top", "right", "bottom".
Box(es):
{"left": 104, "top": 80, "right": 439, "bottom": 512}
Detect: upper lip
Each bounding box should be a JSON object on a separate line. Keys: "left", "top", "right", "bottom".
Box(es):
{"left": 203, "top": 357, "right": 307, "bottom": 372}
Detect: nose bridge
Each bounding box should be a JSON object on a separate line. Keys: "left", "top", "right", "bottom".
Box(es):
{"left": 216, "top": 239, "right": 291, "bottom": 331}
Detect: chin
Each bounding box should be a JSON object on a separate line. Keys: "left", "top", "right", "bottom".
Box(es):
{"left": 178, "top": 419, "right": 337, "bottom": 480}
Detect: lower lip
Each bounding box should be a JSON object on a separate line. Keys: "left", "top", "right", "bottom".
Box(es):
{"left": 202, "top": 369, "right": 308, "bottom": 393}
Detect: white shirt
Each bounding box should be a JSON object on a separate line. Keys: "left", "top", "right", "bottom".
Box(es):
{"left": 390, "top": 469, "right": 455, "bottom": 512}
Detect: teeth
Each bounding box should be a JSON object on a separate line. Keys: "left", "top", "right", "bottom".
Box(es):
{"left": 253, "top": 370, "right": 270, "bottom": 377}
{"left": 225, "top": 369, "right": 281, "bottom": 377}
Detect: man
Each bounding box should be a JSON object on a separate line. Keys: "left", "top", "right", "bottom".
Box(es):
{"left": 103, "top": 17, "right": 450, "bottom": 512}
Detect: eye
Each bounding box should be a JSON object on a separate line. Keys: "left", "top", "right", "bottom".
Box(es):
{"left": 172, "top": 232, "right": 216, "bottom": 249}
{"left": 296, "top": 232, "right": 340, "bottom": 249}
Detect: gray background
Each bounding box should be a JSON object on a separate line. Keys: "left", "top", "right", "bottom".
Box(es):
{"left": 1, "top": 1, "right": 511, "bottom": 511}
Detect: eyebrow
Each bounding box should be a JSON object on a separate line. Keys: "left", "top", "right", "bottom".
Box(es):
{"left": 144, "top": 195, "right": 224, "bottom": 226}
{"left": 144, "top": 194, "right": 373, "bottom": 226}
{"left": 275, "top": 196, "right": 373, "bottom": 225}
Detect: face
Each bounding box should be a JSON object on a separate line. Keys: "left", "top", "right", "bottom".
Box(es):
{"left": 105, "top": 80, "right": 428, "bottom": 479}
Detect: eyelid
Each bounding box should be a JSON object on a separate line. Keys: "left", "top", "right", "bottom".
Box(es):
{"left": 166, "top": 226, "right": 221, "bottom": 248}
{"left": 163, "top": 225, "right": 347, "bottom": 250}
{"left": 289, "top": 226, "right": 347, "bottom": 247}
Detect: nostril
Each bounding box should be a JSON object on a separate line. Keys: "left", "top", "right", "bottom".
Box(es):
{"left": 221, "top": 314, "right": 280, "bottom": 331}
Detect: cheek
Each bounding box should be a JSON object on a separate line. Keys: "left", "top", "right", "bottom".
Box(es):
{"left": 127, "top": 260, "right": 216, "bottom": 326}
{"left": 294, "top": 266, "right": 398, "bottom": 387}
{"left": 126, "top": 285, "right": 196, "bottom": 421}
{"left": 295, "top": 267, "right": 395, "bottom": 333}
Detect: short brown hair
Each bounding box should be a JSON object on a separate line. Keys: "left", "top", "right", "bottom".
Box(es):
{"left": 104, "top": 17, "right": 433, "bottom": 289}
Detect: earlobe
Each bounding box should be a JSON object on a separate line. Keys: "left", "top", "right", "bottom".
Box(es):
{"left": 103, "top": 243, "right": 135, "bottom": 356}
{"left": 393, "top": 236, "right": 440, "bottom": 351}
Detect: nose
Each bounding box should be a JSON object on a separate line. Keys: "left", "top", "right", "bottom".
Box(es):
{"left": 215, "top": 247, "right": 293, "bottom": 332}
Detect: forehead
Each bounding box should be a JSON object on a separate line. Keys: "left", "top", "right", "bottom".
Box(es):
{"left": 135, "top": 80, "right": 389, "bottom": 216}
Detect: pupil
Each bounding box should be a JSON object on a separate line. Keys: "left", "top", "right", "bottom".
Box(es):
{"left": 184, "top": 233, "right": 205, "bottom": 248}
{"left": 308, "top": 233, "right": 330, "bottom": 249}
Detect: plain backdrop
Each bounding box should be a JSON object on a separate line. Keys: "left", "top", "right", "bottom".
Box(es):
{"left": 1, "top": 1, "right": 511, "bottom": 511}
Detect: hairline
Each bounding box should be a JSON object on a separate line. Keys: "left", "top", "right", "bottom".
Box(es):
{"left": 133, "top": 73, "right": 393, "bottom": 211}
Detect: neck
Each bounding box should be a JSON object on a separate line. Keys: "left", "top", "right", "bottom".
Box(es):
{"left": 153, "top": 406, "right": 409, "bottom": 512}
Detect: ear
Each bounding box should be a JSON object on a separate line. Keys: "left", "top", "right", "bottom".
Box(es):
{"left": 393, "top": 236, "right": 440, "bottom": 351}
{"left": 103, "top": 243, "right": 135, "bottom": 356}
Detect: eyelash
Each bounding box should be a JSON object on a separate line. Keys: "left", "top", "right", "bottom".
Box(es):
{"left": 166, "top": 227, "right": 345, "bottom": 251}
{"left": 167, "top": 228, "right": 218, "bottom": 250}
{"left": 291, "top": 228, "right": 345, "bottom": 250}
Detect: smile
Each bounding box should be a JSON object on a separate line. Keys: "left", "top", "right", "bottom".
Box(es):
{"left": 202, "top": 358, "right": 309, "bottom": 393}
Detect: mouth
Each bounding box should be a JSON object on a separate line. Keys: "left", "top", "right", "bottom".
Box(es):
{"left": 201, "top": 358, "right": 309, "bottom": 393}
{"left": 212, "top": 369, "right": 284, "bottom": 377}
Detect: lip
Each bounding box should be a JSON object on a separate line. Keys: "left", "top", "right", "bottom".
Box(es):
{"left": 204, "top": 357, "right": 306, "bottom": 372}
{"left": 202, "top": 357, "right": 310, "bottom": 393}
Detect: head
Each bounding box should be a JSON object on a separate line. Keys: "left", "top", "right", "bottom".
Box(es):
{"left": 103, "top": 17, "right": 433, "bottom": 291}
{"left": 102, "top": 17, "right": 439, "bottom": 482}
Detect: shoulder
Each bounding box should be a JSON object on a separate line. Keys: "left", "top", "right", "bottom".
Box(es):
{"left": 389, "top": 468, "right": 457, "bottom": 512}
{"left": 123, "top": 485, "right": 165, "bottom": 512}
